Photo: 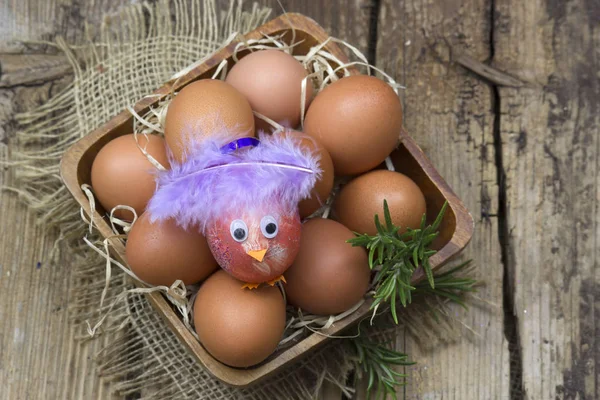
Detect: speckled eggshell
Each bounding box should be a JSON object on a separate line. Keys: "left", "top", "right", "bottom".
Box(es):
{"left": 334, "top": 170, "right": 426, "bottom": 236}
{"left": 91, "top": 134, "right": 169, "bottom": 221}
{"left": 276, "top": 130, "right": 334, "bottom": 218}
{"left": 126, "top": 212, "right": 217, "bottom": 286}
{"left": 225, "top": 50, "right": 313, "bottom": 132}
{"left": 164, "top": 79, "right": 255, "bottom": 162}
{"left": 284, "top": 218, "right": 370, "bottom": 315}
{"left": 303, "top": 75, "right": 403, "bottom": 176}
{"left": 193, "top": 270, "right": 286, "bottom": 368}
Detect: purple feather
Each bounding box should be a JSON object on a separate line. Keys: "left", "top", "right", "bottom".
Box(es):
{"left": 148, "top": 130, "right": 321, "bottom": 232}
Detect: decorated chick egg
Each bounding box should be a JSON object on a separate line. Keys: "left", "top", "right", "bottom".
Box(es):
{"left": 206, "top": 207, "right": 301, "bottom": 284}
{"left": 148, "top": 132, "right": 321, "bottom": 286}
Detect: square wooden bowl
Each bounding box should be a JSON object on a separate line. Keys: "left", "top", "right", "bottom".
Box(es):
{"left": 60, "top": 13, "right": 474, "bottom": 387}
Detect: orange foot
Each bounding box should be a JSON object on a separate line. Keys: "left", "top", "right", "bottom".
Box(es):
{"left": 267, "top": 275, "right": 287, "bottom": 286}
{"left": 241, "top": 282, "right": 260, "bottom": 290}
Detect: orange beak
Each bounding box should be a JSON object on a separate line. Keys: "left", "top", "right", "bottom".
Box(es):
{"left": 247, "top": 248, "right": 267, "bottom": 262}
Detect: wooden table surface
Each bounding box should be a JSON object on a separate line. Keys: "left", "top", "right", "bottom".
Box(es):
{"left": 1, "top": 1, "right": 598, "bottom": 399}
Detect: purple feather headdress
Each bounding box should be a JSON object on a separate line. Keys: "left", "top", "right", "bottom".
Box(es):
{"left": 148, "top": 131, "right": 321, "bottom": 232}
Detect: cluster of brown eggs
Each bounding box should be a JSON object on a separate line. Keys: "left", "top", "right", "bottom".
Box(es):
{"left": 90, "top": 48, "right": 427, "bottom": 368}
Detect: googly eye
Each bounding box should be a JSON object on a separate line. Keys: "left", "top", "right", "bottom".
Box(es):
{"left": 230, "top": 219, "right": 248, "bottom": 242}
{"left": 260, "top": 215, "right": 278, "bottom": 239}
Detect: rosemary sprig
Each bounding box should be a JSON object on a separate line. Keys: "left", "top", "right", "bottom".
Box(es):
{"left": 350, "top": 336, "right": 414, "bottom": 399}
{"left": 349, "top": 260, "right": 478, "bottom": 399}
{"left": 347, "top": 200, "right": 448, "bottom": 323}
{"left": 413, "top": 260, "right": 478, "bottom": 309}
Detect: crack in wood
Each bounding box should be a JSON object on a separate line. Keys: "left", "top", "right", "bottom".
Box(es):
{"left": 490, "top": 1, "right": 524, "bottom": 397}
{"left": 366, "top": 0, "right": 381, "bottom": 66}
{"left": 495, "top": 83, "right": 524, "bottom": 400}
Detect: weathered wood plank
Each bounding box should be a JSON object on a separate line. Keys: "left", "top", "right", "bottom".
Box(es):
{"left": 245, "top": 0, "right": 372, "bottom": 55}
{"left": 0, "top": 82, "right": 120, "bottom": 400}
{"left": 0, "top": 54, "right": 71, "bottom": 87}
{"left": 373, "top": 0, "right": 510, "bottom": 398}
{"left": 0, "top": 0, "right": 139, "bottom": 52}
{"left": 0, "top": 0, "right": 141, "bottom": 399}
{"left": 493, "top": 0, "right": 599, "bottom": 398}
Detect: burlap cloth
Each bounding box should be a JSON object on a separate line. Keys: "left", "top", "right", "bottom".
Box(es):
{"left": 5, "top": 1, "right": 473, "bottom": 398}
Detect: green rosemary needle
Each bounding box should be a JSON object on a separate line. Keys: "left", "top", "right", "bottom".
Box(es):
{"left": 350, "top": 336, "right": 414, "bottom": 399}
{"left": 413, "top": 259, "right": 478, "bottom": 309}
{"left": 347, "top": 200, "right": 448, "bottom": 323}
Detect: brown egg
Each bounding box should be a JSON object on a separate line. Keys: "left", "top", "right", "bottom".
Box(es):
{"left": 126, "top": 212, "right": 217, "bottom": 286}
{"left": 284, "top": 218, "right": 370, "bottom": 315}
{"left": 193, "top": 270, "right": 286, "bottom": 367}
{"left": 225, "top": 50, "right": 313, "bottom": 132}
{"left": 303, "top": 75, "right": 403, "bottom": 176}
{"left": 334, "top": 170, "right": 426, "bottom": 236}
{"left": 276, "top": 130, "right": 334, "bottom": 218}
{"left": 91, "top": 134, "right": 168, "bottom": 221}
{"left": 164, "top": 79, "right": 255, "bottom": 161}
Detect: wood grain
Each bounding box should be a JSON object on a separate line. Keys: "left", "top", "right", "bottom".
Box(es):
{"left": 0, "top": 88, "right": 119, "bottom": 400}
{"left": 373, "top": 0, "right": 510, "bottom": 398}
{"left": 241, "top": 0, "right": 372, "bottom": 55}
{"left": 493, "top": 0, "right": 599, "bottom": 398}
{"left": 0, "top": 4, "right": 133, "bottom": 400}
{"left": 0, "top": 0, "right": 140, "bottom": 52}
{"left": 0, "top": 54, "right": 71, "bottom": 87}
